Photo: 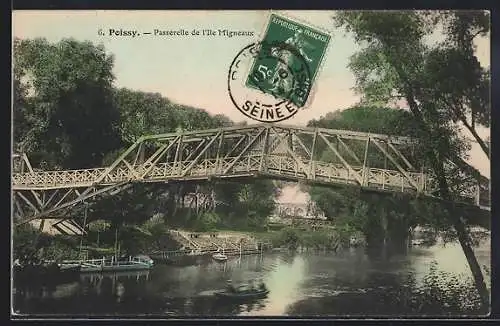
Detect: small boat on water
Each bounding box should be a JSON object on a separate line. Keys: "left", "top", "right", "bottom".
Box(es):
{"left": 212, "top": 253, "right": 228, "bottom": 262}
{"left": 213, "top": 242, "right": 228, "bottom": 262}
{"left": 411, "top": 239, "right": 425, "bottom": 246}
{"left": 215, "top": 287, "right": 269, "bottom": 300}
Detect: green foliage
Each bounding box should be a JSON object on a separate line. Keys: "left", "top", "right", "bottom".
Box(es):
{"left": 118, "top": 214, "right": 174, "bottom": 254}
{"left": 333, "top": 10, "right": 490, "bottom": 307}
{"left": 40, "top": 237, "right": 81, "bottom": 261}
{"left": 309, "top": 105, "right": 417, "bottom": 137}
{"left": 214, "top": 179, "right": 280, "bottom": 230}
{"left": 13, "top": 225, "right": 41, "bottom": 263}
{"left": 416, "top": 261, "right": 484, "bottom": 314}
{"left": 87, "top": 220, "right": 111, "bottom": 233}
{"left": 88, "top": 184, "right": 159, "bottom": 228}
{"left": 310, "top": 186, "right": 360, "bottom": 221}
{"left": 113, "top": 88, "right": 177, "bottom": 144}
{"left": 13, "top": 225, "right": 81, "bottom": 262}
{"left": 301, "top": 231, "right": 332, "bottom": 250}
{"left": 13, "top": 37, "right": 122, "bottom": 169}
{"left": 334, "top": 10, "right": 489, "bottom": 159}
{"left": 192, "top": 212, "right": 221, "bottom": 232}
{"left": 267, "top": 222, "right": 285, "bottom": 231}
{"left": 435, "top": 11, "right": 490, "bottom": 128}
{"left": 118, "top": 224, "right": 153, "bottom": 255}
{"left": 373, "top": 261, "right": 487, "bottom": 315}
{"left": 253, "top": 227, "right": 358, "bottom": 251}
{"left": 279, "top": 227, "right": 301, "bottom": 249}
{"left": 252, "top": 231, "right": 282, "bottom": 247}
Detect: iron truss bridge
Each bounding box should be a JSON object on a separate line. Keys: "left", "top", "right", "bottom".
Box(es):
{"left": 12, "top": 124, "right": 490, "bottom": 228}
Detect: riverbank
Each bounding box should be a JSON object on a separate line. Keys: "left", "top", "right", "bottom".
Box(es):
{"left": 14, "top": 223, "right": 369, "bottom": 267}
{"left": 167, "top": 225, "right": 366, "bottom": 254}
{"left": 17, "top": 221, "right": 490, "bottom": 269}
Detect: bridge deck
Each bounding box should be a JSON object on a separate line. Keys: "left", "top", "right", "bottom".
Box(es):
{"left": 11, "top": 124, "right": 490, "bottom": 225}
{"left": 12, "top": 155, "right": 428, "bottom": 193}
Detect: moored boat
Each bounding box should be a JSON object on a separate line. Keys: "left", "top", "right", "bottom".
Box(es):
{"left": 213, "top": 240, "right": 229, "bottom": 262}
{"left": 62, "top": 255, "right": 154, "bottom": 273}
{"left": 212, "top": 253, "right": 228, "bottom": 262}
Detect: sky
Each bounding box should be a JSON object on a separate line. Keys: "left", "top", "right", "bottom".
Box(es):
{"left": 12, "top": 10, "right": 491, "bottom": 203}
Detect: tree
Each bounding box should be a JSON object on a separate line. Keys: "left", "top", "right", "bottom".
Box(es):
{"left": 238, "top": 180, "right": 281, "bottom": 228}
{"left": 113, "top": 88, "right": 178, "bottom": 144}
{"left": 309, "top": 106, "right": 418, "bottom": 137}
{"left": 87, "top": 220, "right": 111, "bottom": 247}
{"left": 334, "top": 10, "right": 490, "bottom": 308}
{"left": 13, "top": 37, "right": 122, "bottom": 169}
{"left": 212, "top": 179, "right": 281, "bottom": 230}
{"left": 83, "top": 184, "right": 161, "bottom": 256}
{"left": 431, "top": 11, "right": 490, "bottom": 157}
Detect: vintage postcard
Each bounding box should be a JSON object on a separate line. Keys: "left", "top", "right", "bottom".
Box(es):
{"left": 11, "top": 10, "right": 491, "bottom": 318}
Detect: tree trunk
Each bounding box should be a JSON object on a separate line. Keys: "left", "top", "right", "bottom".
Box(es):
{"left": 453, "top": 105, "right": 490, "bottom": 159}
{"left": 453, "top": 214, "right": 489, "bottom": 306}
{"left": 404, "top": 90, "right": 490, "bottom": 309}
{"left": 461, "top": 116, "right": 490, "bottom": 159}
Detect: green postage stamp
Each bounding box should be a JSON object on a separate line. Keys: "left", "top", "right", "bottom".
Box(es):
{"left": 246, "top": 14, "right": 331, "bottom": 108}
{"left": 227, "top": 13, "right": 331, "bottom": 122}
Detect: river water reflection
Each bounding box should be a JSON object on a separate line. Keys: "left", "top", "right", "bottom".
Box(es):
{"left": 13, "top": 240, "right": 490, "bottom": 317}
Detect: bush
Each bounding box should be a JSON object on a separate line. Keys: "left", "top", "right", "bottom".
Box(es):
{"left": 416, "top": 261, "right": 484, "bottom": 314}
{"left": 386, "top": 261, "right": 487, "bottom": 315}
{"left": 251, "top": 227, "right": 359, "bottom": 251}
{"left": 13, "top": 225, "right": 81, "bottom": 263}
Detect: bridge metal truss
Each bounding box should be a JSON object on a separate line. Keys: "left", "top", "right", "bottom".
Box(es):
{"left": 12, "top": 124, "right": 490, "bottom": 227}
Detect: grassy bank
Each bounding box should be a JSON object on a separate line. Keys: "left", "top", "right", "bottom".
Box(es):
{"left": 252, "top": 226, "right": 365, "bottom": 251}
{"left": 196, "top": 221, "right": 365, "bottom": 251}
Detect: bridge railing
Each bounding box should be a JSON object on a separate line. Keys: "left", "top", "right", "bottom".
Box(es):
{"left": 12, "top": 154, "right": 487, "bottom": 206}
{"left": 12, "top": 154, "right": 427, "bottom": 191}
{"left": 12, "top": 168, "right": 107, "bottom": 188}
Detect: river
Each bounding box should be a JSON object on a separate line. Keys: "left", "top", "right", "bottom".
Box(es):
{"left": 12, "top": 239, "right": 490, "bottom": 317}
